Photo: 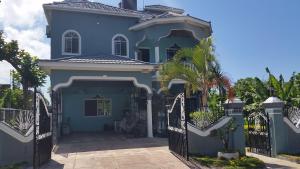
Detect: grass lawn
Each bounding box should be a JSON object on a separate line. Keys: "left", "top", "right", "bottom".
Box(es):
{"left": 192, "top": 156, "right": 265, "bottom": 169}
{"left": 278, "top": 154, "right": 300, "bottom": 164}
{"left": 0, "top": 162, "right": 27, "bottom": 169}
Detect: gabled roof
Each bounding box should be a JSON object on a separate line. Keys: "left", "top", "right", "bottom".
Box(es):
{"left": 144, "top": 5, "right": 185, "bottom": 14}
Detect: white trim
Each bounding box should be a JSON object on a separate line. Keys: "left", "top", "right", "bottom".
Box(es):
{"left": 112, "top": 34, "right": 129, "bottom": 58}
{"left": 283, "top": 117, "right": 300, "bottom": 133}
{"left": 155, "top": 46, "right": 160, "bottom": 63}
{"left": 157, "top": 79, "right": 186, "bottom": 94}
{"left": 158, "top": 29, "right": 201, "bottom": 42}
{"left": 187, "top": 117, "right": 232, "bottom": 137}
{"left": 39, "top": 61, "right": 155, "bottom": 73}
{"left": 52, "top": 76, "right": 153, "bottom": 95}
{"left": 129, "top": 16, "right": 211, "bottom": 31}
{"left": 0, "top": 122, "right": 33, "bottom": 143}
{"left": 62, "top": 30, "right": 81, "bottom": 56}
{"left": 136, "top": 35, "right": 147, "bottom": 47}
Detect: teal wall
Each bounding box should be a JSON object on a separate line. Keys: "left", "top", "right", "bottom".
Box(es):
{"left": 62, "top": 81, "right": 134, "bottom": 132}
{"left": 50, "top": 70, "right": 153, "bottom": 88}
{"left": 50, "top": 10, "right": 210, "bottom": 63}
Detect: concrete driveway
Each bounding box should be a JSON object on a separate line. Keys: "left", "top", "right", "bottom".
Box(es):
{"left": 40, "top": 133, "right": 190, "bottom": 169}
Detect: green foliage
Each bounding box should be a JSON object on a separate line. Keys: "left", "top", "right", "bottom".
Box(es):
{"left": 0, "top": 31, "right": 46, "bottom": 109}
{"left": 193, "top": 156, "right": 265, "bottom": 169}
{"left": 0, "top": 88, "right": 23, "bottom": 109}
{"left": 160, "top": 38, "right": 232, "bottom": 106}
{"left": 234, "top": 77, "right": 269, "bottom": 113}
{"left": 266, "top": 67, "right": 295, "bottom": 104}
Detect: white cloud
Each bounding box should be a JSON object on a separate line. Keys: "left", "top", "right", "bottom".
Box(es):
{"left": 0, "top": 0, "right": 52, "bottom": 84}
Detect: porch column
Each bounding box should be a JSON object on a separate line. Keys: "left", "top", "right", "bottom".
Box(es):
{"left": 147, "top": 94, "right": 153, "bottom": 138}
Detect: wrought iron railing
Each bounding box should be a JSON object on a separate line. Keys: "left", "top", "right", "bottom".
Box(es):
{"left": 284, "top": 106, "right": 300, "bottom": 128}
{"left": 188, "top": 106, "right": 226, "bottom": 130}
{"left": 0, "top": 108, "right": 34, "bottom": 134}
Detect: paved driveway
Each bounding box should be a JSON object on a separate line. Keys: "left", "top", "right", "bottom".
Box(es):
{"left": 40, "top": 133, "right": 190, "bottom": 169}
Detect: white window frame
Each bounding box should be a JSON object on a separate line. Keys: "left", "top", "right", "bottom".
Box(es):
{"left": 112, "top": 34, "right": 129, "bottom": 57}
{"left": 62, "top": 30, "right": 81, "bottom": 56}
{"left": 84, "top": 98, "right": 112, "bottom": 117}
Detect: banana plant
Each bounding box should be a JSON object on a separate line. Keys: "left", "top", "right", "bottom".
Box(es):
{"left": 266, "top": 67, "right": 295, "bottom": 103}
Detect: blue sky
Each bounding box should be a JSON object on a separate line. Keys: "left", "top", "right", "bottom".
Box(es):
{"left": 0, "top": 0, "right": 299, "bottom": 86}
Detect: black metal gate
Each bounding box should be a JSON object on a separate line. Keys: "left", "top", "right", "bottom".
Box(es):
{"left": 247, "top": 111, "right": 271, "bottom": 156}
{"left": 33, "top": 89, "right": 53, "bottom": 168}
{"left": 167, "top": 93, "right": 189, "bottom": 160}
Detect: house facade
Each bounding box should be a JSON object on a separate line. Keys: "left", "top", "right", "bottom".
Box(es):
{"left": 39, "top": 0, "right": 212, "bottom": 141}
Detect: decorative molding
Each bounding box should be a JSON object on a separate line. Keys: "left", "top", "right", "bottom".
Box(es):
{"left": 62, "top": 29, "right": 81, "bottom": 56}
{"left": 157, "top": 29, "right": 201, "bottom": 42}
{"left": 129, "top": 16, "right": 211, "bottom": 31}
{"left": 283, "top": 117, "right": 300, "bottom": 133}
{"left": 157, "top": 79, "right": 185, "bottom": 94}
{"left": 52, "top": 76, "right": 153, "bottom": 95}
{"left": 187, "top": 117, "right": 232, "bottom": 137}
{"left": 39, "top": 61, "right": 155, "bottom": 73}
{"left": 112, "top": 34, "right": 129, "bottom": 58}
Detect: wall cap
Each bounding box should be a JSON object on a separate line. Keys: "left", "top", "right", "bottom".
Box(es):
{"left": 224, "top": 98, "right": 244, "bottom": 109}
{"left": 263, "top": 97, "right": 285, "bottom": 108}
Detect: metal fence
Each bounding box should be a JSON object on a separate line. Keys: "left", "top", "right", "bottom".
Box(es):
{"left": 284, "top": 106, "right": 300, "bottom": 128}
{"left": 0, "top": 108, "right": 34, "bottom": 134}
{"left": 188, "top": 106, "right": 226, "bottom": 130}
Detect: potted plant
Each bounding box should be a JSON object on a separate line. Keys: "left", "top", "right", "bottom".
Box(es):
{"left": 212, "top": 119, "right": 240, "bottom": 160}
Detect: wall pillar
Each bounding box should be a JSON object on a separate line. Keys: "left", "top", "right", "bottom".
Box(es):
{"left": 147, "top": 94, "right": 153, "bottom": 138}
{"left": 263, "top": 97, "right": 286, "bottom": 156}
{"left": 155, "top": 47, "right": 160, "bottom": 63}
{"left": 224, "top": 98, "right": 246, "bottom": 155}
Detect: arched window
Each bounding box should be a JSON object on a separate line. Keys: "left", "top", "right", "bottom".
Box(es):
{"left": 112, "top": 34, "right": 129, "bottom": 57}
{"left": 62, "top": 30, "right": 81, "bottom": 55}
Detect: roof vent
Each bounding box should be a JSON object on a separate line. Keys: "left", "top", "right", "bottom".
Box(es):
{"left": 120, "top": 0, "right": 137, "bottom": 11}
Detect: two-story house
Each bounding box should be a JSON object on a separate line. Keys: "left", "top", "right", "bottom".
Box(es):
{"left": 39, "top": 0, "right": 212, "bottom": 142}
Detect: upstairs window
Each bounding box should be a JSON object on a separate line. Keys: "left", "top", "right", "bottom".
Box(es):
{"left": 166, "top": 44, "right": 181, "bottom": 61}
{"left": 112, "top": 34, "right": 128, "bottom": 57}
{"left": 138, "top": 48, "right": 150, "bottom": 62}
{"left": 62, "top": 30, "right": 81, "bottom": 55}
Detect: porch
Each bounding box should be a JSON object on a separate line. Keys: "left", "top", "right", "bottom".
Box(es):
{"left": 40, "top": 133, "right": 189, "bottom": 169}
{"left": 54, "top": 80, "right": 154, "bottom": 139}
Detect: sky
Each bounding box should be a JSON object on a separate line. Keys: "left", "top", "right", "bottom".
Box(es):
{"left": 0, "top": 0, "right": 299, "bottom": 88}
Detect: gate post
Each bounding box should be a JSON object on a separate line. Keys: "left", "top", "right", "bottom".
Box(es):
{"left": 224, "top": 98, "right": 245, "bottom": 156}
{"left": 263, "top": 97, "right": 285, "bottom": 157}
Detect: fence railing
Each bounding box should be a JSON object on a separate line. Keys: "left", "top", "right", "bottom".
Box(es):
{"left": 0, "top": 108, "right": 34, "bottom": 134}
{"left": 188, "top": 106, "right": 226, "bottom": 130}
{"left": 284, "top": 106, "right": 300, "bottom": 128}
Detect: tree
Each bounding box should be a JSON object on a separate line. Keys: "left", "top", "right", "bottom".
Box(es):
{"left": 0, "top": 32, "right": 46, "bottom": 109}
{"left": 160, "top": 38, "right": 232, "bottom": 107}
{"left": 234, "top": 77, "right": 269, "bottom": 112}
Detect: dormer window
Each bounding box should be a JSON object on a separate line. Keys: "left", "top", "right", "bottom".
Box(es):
{"left": 112, "top": 34, "right": 129, "bottom": 57}
{"left": 62, "top": 30, "right": 81, "bottom": 55}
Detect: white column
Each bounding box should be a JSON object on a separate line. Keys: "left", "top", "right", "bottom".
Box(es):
{"left": 147, "top": 94, "right": 153, "bottom": 138}
{"left": 134, "top": 51, "right": 138, "bottom": 60}
{"left": 155, "top": 46, "right": 160, "bottom": 63}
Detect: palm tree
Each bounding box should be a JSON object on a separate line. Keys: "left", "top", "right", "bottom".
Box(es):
{"left": 160, "top": 38, "right": 232, "bottom": 107}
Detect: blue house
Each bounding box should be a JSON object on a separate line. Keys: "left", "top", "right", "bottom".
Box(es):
{"left": 39, "top": 0, "right": 212, "bottom": 142}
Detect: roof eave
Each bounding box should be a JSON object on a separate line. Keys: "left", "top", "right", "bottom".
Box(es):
{"left": 129, "top": 16, "right": 212, "bottom": 32}
{"left": 39, "top": 60, "right": 157, "bottom": 74}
